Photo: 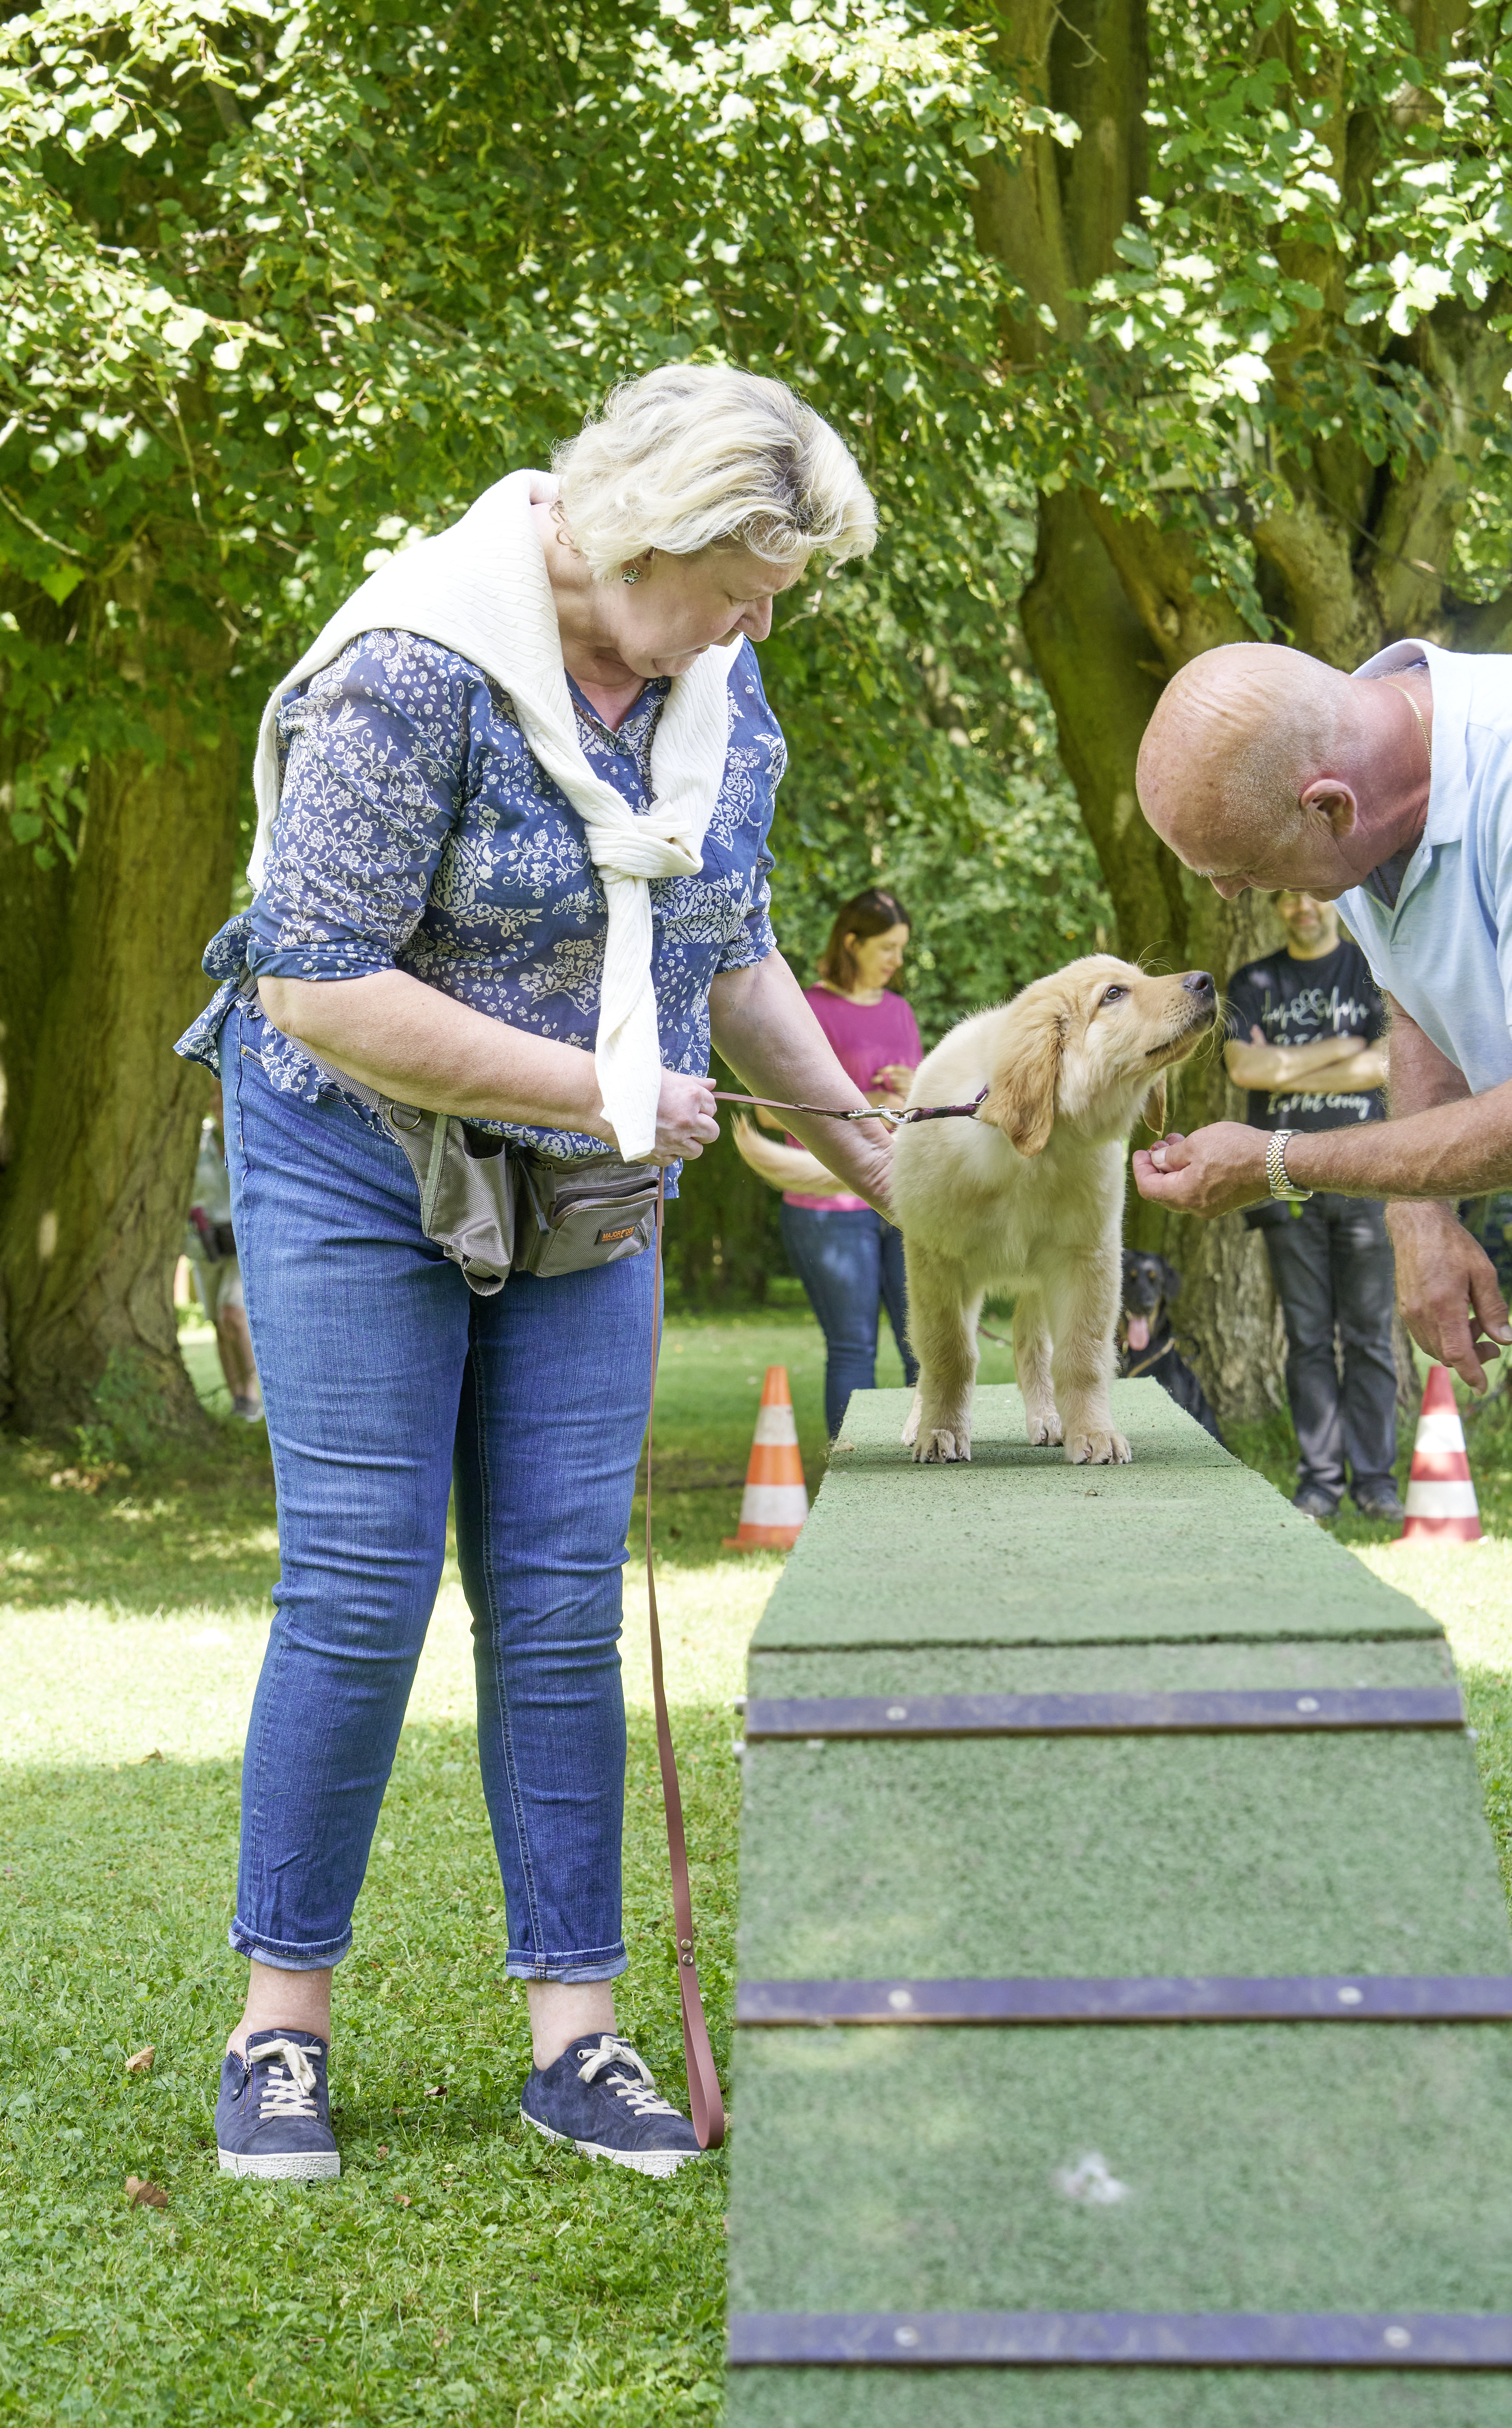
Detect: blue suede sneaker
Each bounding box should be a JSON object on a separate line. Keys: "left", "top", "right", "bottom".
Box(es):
{"left": 520, "top": 2035, "right": 703, "bottom": 2177}
{"left": 215, "top": 2030, "right": 340, "bottom": 2180}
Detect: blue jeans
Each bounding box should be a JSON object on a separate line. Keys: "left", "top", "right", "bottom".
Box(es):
{"left": 780, "top": 1202, "right": 918, "bottom": 1439}
{"left": 222, "top": 1004, "right": 652, "bottom": 1980}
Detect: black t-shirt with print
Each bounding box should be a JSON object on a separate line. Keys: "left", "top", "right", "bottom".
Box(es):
{"left": 1225, "top": 936, "right": 1387, "bottom": 1133}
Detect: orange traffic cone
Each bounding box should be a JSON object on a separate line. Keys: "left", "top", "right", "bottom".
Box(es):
{"left": 1399, "top": 1365, "right": 1483, "bottom": 1544}
{"left": 723, "top": 1366, "right": 809, "bottom": 1551}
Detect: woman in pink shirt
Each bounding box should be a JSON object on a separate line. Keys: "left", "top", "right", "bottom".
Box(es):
{"left": 755, "top": 888, "right": 922, "bottom": 1436}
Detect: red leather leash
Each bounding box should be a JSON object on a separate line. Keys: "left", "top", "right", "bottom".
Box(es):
{"left": 638, "top": 1086, "right": 985, "bottom": 2143}
{"left": 713, "top": 1087, "right": 987, "bottom": 1127}
{"left": 645, "top": 1174, "right": 725, "bottom": 2149}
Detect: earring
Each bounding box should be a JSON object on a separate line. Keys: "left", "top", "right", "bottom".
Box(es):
{"left": 621, "top": 567, "right": 641, "bottom": 586}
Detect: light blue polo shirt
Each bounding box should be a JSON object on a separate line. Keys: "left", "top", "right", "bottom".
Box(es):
{"left": 1340, "top": 639, "right": 1512, "bottom": 1092}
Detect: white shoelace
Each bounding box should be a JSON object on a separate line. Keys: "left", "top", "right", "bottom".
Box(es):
{"left": 574, "top": 2036, "right": 681, "bottom": 2120}
{"left": 250, "top": 2037, "right": 320, "bottom": 2120}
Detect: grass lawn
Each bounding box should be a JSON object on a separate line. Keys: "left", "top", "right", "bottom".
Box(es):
{"left": 0, "top": 1305, "right": 965, "bottom": 2427}
{"left": 1, "top": 1308, "right": 1509, "bottom": 2424}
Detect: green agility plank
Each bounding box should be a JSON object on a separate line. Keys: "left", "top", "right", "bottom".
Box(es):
{"left": 753, "top": 1384, "right": 1437, "bottom": 1648}
{"left": 728, "top": 1381, "right": 1512, "bottom": 2425}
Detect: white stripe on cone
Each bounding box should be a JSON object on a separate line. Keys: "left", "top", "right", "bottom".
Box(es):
{"left": 1404, "top": 1480, "right": 1480, "bottom": 1520}
{"left": 735, "top": 1483, "right": 810, "bottom": 1528}
{"left": 1414, "top": 1409, "right": 1468, "bottom": 1457}
{"left": 753, "top": 1405, "right": 801, "bottom": 1447}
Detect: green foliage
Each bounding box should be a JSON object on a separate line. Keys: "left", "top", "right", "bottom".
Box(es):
{"left": 7, "top": 0, "right": 1512, "bottom": 882}
{"left": 764, "top": 489, "right": 1110, "bottom": 1037}
{"left": 0, "top": 0, "right": 1102, "bottom": 1049}
{"left": 0, "top": 0, "right": 1114, "bottom": 1201}
{"left": 0, "top": 0, "right": 980, "bottom": 812}
{"left": 993, "top": 0, "right": 1512, "bottom": 639}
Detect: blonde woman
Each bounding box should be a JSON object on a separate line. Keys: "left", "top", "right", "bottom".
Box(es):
{"left": 177, "top": 366, "right": 892, "bottom": 2179}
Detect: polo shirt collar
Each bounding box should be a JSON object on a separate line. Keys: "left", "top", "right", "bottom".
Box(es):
{"left": 1352, "top": 635, "right": 1466, "bottom": 850}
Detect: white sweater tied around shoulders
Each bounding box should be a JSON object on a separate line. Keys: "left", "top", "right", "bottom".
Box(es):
{"left": 249, "top": 468, "right": 741, "bottom": 1162}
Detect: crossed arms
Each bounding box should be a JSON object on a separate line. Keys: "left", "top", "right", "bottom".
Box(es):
{"left": 1223, "top": 1029, "right": 1389, "bottom": 1096}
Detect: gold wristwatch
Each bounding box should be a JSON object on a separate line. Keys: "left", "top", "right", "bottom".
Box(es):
{"left": 1265, "top": 1128, "right": 1313, "bottom": 1203}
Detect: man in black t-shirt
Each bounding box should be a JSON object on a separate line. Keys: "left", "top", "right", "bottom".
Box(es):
{"left": 1226, "top": 892, "right": 1401, "bottom": 1523}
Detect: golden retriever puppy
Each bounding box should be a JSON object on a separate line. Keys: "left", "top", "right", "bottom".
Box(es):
{"left": 891, "top": 956, "right": 1217, "bottom": 1466}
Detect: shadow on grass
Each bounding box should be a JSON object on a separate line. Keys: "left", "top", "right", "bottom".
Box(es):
{"left": 1, "top": 1423, "right": 280, "bottom": 1618}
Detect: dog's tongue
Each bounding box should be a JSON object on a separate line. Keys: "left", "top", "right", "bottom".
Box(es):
{"left": 1126, "top": 1315, "right": 1150, "bottom": 1352}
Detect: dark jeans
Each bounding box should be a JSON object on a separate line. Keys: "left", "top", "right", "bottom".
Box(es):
{"left": 780, "top": 1202, "right": 918, "bottom": 1440}
{"left": 1262, "top": 1193, "right": 1398, "bottom": 1509}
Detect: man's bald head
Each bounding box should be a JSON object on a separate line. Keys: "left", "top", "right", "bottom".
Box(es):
{"left": 1137, "top": 643, "right": 1358, "bottom": 885}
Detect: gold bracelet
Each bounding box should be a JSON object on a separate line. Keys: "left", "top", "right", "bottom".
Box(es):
{"left": 1265, "top": 1129, "right": 1313, "bottom": 1203}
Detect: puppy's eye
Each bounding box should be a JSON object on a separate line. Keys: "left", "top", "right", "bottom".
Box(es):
{"left": 1099, "top": 984, "right": 1128, "bottom": 1006}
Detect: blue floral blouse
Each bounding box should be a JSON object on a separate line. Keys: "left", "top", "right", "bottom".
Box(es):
{"left": 176, "top": 629, "right": 783, "bottom": 1160}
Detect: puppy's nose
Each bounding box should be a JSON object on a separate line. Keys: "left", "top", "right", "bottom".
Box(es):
{"left": 1182, "top": 971, "right": 1215, "bottom": 999}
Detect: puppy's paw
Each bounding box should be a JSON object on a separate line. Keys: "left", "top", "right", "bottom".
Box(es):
{"left": 901, "top": 1389, "right": 922, "bottom": 1449}
{"left": 1065, "top": 1429, "right": 1133, "bottom": 1467}
{"left": 915, "top": 1427, "right": 971, "bottom": 1464}
{"left": 1025, "top": 1411, "right": 1064, "bottom": 1449}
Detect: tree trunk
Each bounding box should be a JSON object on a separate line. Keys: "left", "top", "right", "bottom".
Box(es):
{"left": 0, "top": 563, "right": 241, "bottom": 1441}
{"left": 967, "top": 0, "right": 1512, "bottom": 1427}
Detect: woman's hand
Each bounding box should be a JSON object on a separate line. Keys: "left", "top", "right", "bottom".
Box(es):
{"left": 649, "top": 1069, "right": 719, "bottom": 1166}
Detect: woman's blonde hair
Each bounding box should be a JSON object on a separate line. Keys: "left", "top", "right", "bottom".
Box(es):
{"left": 553, "top": 364, "right": 877, "bottom": 583}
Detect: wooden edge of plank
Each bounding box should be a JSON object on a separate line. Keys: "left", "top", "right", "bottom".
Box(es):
{"left": 742, "top": 1688, "right": 1466, "bottom": 1740}
{"left": 734, "top": 1976, "right": 1512, "bottom": 2026}
{"left": 726, "top": 2312, "right": 1512, "bottom": 2368}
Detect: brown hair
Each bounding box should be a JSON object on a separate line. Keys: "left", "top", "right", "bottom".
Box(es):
{"left": 817, "top": 887, "right": 911, "bottom": 994}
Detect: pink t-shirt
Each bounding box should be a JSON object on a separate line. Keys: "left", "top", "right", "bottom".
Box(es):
{"left": 783, "top": 984, "right": 923, "bottom": 1212}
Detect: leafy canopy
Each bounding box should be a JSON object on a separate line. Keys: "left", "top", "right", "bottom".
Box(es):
{"left": 993, "top": 0, "right": 1512, "bottom": 637}
{"left": 2, "top": 0, "right": 1105, "bottom": 1014}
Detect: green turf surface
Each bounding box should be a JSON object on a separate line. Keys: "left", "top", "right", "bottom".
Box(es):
{"left": 733, "top": 1378, "right": 1512, "bottom": 2426}
{"left": 727, "top": 2027, "right": 1512, "bottom": 2427}
{"left": 728, "top": 2367, "right": 1512, "bottom": 2424}
{"left": 737, "top": 1725, "right": 1510, "bottom": 1977}
{"left": 748, "top": 1634, "right": 1458, "bottom": 1700}
{"left": 756, "top": 1385, "right": 1436, "bottom": 1649}
{"left": 730, "top": 2025, "right": 1512, "bottom": 2310}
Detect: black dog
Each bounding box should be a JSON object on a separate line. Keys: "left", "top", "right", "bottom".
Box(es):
{"left": 1118, "top": 1251, "right": 1223, "bottom": 1444}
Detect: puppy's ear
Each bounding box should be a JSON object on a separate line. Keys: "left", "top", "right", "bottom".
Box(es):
{"left": 981, "top": 1001, "right": 1065, "bottom": 1157}
{"left": 1157, "top": 1255, "right": 1183, "bottom": 1301}
{"left": 1140, "top": 1072, "right": 1168, "bottom": 1136}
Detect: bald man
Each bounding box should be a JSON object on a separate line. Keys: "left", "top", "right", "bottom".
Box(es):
{"left": 1132, "top": 638, "right": 1512, "bottom": 1392}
